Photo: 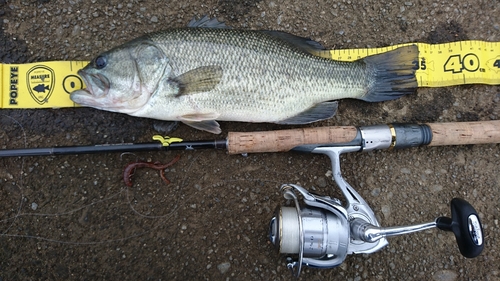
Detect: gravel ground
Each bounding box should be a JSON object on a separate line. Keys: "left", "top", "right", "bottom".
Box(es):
{"left": 1, "top": 0, "right": 499, "bottom": 280}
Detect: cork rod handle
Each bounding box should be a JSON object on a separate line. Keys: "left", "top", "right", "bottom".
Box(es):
{"left": 227, "top": 120, "right": 500, "bottom": 154}
{"left": 227, "top": 126, "right": 358, "bottom": 154}
{"left": 428, "top": 120, "right": 500, "bottom": 146}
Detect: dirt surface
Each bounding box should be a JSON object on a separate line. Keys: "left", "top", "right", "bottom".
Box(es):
{"left": 1, "top": 0, "right": 499, "bottom": 280}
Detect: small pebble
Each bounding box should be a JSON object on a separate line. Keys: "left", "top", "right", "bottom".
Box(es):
{"left": 432, "top": 269, "right": 458, "bottom": 281}
{"left": 381, "top": 205, "right": 391, "bottom": 219}
{"left": 400, "top": 168, "right": 411, "bottom": 174}
{"left": 315, "top": 177, "right": 327, "bottom": 188}
{"left": 217, "top": 262, "right": 231, "bottom": 274}
{"left": 431, "top": 185, "right": 443, "bottom": 192}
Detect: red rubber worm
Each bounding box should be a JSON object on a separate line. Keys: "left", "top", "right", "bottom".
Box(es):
{"left": 123, "top": 155, "right": 181, "bottom": 187}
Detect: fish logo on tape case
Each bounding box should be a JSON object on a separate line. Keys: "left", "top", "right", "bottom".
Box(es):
{"left": 26, "top": 65, "right": 55, "bottom": 105}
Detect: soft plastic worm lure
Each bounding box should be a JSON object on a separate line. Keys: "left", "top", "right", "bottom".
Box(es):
{"left": 123, "top": 155, "right": 181, "bottom": 187}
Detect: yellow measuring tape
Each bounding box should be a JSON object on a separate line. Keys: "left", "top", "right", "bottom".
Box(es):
{"left": 327, "top": 40, "right": 500, "bottom": 87}
{"left": 1, "top": 61, "right": 87, "bottom": 109}
{"left": 1, "top": 40, "right": 499, "bottom": 109}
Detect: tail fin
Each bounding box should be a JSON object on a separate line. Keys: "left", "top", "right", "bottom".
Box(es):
{"left": 360, "top": 45, "right": 418, "bottom": 102}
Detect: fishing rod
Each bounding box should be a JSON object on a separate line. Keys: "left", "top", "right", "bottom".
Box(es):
{"left": 1, "top": 120, "right": 499, "bottom": 157}
{"left": 1, "top": 120, "right": 496, "bottom": 276}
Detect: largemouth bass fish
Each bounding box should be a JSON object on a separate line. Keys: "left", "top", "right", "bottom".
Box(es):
{"left": 71, "top": 17, "right": 418, "bottom": 134}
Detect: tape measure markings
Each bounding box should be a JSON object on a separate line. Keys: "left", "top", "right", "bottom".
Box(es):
{"left": 329, "top": 40, "right": 500, "bottom": 87}
{"left": 1, "top": 40, "right": 499, "bottom": 109}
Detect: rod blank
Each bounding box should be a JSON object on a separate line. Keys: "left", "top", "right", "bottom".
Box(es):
{"left": 0, "top": 140, "right": 227, "bottom": 157}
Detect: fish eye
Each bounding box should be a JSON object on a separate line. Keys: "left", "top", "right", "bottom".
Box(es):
{"left": 95, "top": 56, "right": 107, "bottom": 69}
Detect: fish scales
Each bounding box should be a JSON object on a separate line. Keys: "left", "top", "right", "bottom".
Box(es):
{"left": 140, "top": 28, "right": 367, "bottom": 121}
{"left": 70, "top": 18, "right": 418, "bottom": 134}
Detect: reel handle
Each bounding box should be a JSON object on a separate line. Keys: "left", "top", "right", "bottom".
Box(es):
{"left": 436, "top": 198, "right": 484, "bottom": 258}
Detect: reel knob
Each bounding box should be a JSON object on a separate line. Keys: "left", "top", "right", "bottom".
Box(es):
{"left": 436, "top": 198, "right": 484, "bottom": 258}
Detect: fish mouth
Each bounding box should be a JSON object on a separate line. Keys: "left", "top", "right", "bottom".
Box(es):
{"left": 77, "top": 69, "right": 110, "bottom": 98}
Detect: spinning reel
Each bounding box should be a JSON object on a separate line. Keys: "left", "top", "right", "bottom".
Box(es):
{"left": 269, "top": 145, "right": 484, "bottom": 277}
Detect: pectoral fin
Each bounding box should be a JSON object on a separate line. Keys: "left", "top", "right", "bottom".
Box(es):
{"left": 170, "top": 66, "right": 223, "bottom": 97}
{"left": 179, "top": 113, "right": 222, "bottom": 134}
{"left": 275, "top": 101, "right": 338, "bottom": 124}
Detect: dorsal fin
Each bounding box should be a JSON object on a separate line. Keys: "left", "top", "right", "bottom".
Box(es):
{"left": 187, "top": 15, "right": 231, "bottom": 29}
{"left": 261, "top": 31, "right": 326, "bottom": 57}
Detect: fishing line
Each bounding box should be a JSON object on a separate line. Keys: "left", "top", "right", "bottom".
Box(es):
{"left": 0, "top": 189, "right": 122, "bottom": 222}
{"left": 0, "top": 114, "right": 27, "bottom": 235}
{"left": 0, "top": 177, "right": 282, "bottom": 245}
{"left": 0, "top": 146, "right": 285, "bottom": 245}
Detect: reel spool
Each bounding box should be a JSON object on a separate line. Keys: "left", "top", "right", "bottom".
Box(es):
{"left": 269, "top": 185, "right": 350, "bottom": 276}
{"left": 269, "top": 184, "right": 484, "bottom": 277}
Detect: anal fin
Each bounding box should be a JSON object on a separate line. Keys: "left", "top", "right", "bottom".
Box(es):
{"left": 275, "top": 101, "right": 338, "bottom": 124}
{"left": 179, "top": 112, "right": 222, "bottom": 134}
{"left": 182, "top": 120, "right": 221, "bottom": 134}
